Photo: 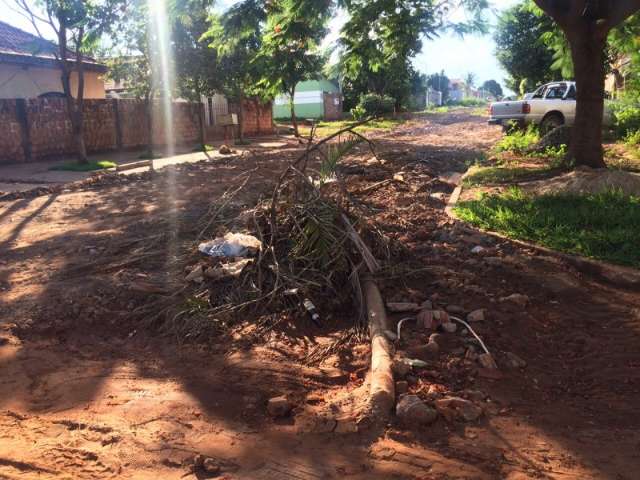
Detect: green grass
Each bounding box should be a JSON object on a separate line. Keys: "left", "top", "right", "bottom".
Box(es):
{"left": 455, "top": 187, "right": 640, "bottom": 267}
{"left": 298, "top": 118, "right": 404, "bottom": 138}
{"left": 464, "top": 165, "right": 559, "bottom": 186}
{"left": 50, "top": 160, "right": 116, "bottom": 172}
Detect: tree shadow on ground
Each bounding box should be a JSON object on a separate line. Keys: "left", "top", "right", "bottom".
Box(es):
{"left": 1, "top": 113, "right": 639, "bottom": 479}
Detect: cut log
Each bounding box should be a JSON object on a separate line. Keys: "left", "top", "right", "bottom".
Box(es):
{"left": 363, "top": 276, "right": 395, "bottom": 418}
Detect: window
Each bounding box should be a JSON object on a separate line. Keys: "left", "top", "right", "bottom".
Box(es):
{"left": 566, "top": 85, "right": 576, "bottom": 100}
{"left": 545, "top": 84, "right": 567, "bottom": 99}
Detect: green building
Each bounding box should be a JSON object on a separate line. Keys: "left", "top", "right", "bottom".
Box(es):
{"left": 273, "top": 79, "right": 343, "bottom": 121}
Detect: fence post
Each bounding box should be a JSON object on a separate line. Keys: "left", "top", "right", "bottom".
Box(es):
{"left": 15, "top": 98, "right": 32, "bottom": 162}
{"left": 113, "top": 98, "right": 123, "bottom": 151}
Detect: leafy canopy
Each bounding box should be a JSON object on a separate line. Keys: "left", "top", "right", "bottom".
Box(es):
{"left": 336, "top": 0, "right": 488, "bottom": 108}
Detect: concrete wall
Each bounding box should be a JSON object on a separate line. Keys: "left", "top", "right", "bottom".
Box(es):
{"left": 0, "top": 64, "right": 106, "bottom": 99}
{"left": 0, "top": 97, "right": 274, "bottom": 165}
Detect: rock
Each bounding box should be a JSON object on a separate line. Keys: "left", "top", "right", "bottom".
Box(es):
{"left": 471, "top": 246, "right": 486, "bottom": 254}
{"left": 467, "top": 309, "right": 485, "bottom": 322}
{"left": 500, "top": 293, "right": 529, "bottom": 308}
{"left": 430, "top": 192, "right": 446, "bottom": 201}
{"left": 504, "top": 351, "right": 527, "bottom": 369}
{"left": 435, "top": 396, "right": 483, "bottom": 422}
{"left": 185, "top": 265, "right": 204, "bottom": 283}
{"left": 406, "top": 358, "right": 429, "bottom": 369}
{"left": 465, "top": 348, "right": 478, "bottom": 361}
{"left": 396, "top": 395, "right": 438, "bottom": 426}
{"left": 484, "top": 256, "right": 503, "bottom": 267}
{"left": 417, "top": 310, "right": 435, "bottom": 330}
{"left": 387, "top": 302, "right": 421, "bottom": 313}
{"left": 478, "top": 353, "right": 498, "bottom": 370}
{"left": 393, "top": 359, "right": 412, "bottom": 377}
{"left": 267, "top": 396, "right": 292, "bottom": 417}
{"left": 203, "top": 458, "right": 221, "bottom": 475}
{"left": 461, "top": 389, "right": 487, "bottom": 402}
{"left": 428, "top": 333, "right": 442, "bottom": 345}
{"left": 446, "top": 304, "right": 465, "bottom": 314}
{"left": 441, "top": 322, "right": 457, "bottom": 333}
{"left": 424, "top": 341, "right": 439, "bottom": 354}
{"left": 433, "top": 310, "right": 450, "bottom": 324}
{"left": 396, "top": 380, "right": 409, "bottom": 394}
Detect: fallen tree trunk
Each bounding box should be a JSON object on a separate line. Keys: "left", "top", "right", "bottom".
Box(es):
{"left": 363, "top": 276, "right": 395, "bottom": 418}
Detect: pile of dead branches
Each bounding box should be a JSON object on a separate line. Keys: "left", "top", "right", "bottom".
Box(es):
{"left": 159, "top": 119, "right": 390, "bottom": 346}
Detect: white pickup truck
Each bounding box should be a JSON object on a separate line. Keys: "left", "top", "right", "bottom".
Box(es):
{"left": 488, "top": 81, "right": 576, "bottom": 132}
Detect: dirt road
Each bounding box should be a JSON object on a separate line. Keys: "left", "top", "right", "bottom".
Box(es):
{"left": 1, "top": 111, "right": 639, "bottom": 479}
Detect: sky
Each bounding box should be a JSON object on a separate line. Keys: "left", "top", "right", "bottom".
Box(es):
{"left": 2, "top": 0, "right": 521, "bottom": 91}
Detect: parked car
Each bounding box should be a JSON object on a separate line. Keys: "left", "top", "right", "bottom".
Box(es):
{"left": 488, "top": 81, "right": 577, "bottom": 132}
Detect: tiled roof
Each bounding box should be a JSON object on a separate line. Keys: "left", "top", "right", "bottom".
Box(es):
{"left": 0, "top": 20, "right": 106, "bottom": 71}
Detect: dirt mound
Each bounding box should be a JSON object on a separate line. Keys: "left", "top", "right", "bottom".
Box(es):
{"left": 527, "top": 166, "right": 640, "bottom": 196}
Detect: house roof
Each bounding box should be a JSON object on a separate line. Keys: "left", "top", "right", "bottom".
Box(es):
{"left": 0, "top": 20, "right": 106, "bottom": 72}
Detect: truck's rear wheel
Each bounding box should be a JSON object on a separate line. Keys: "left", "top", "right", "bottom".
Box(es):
{"left": 540, "top": 113, "right": 564, "bottom": 134}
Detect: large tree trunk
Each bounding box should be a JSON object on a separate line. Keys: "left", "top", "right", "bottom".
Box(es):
{"left": 290, "top": 87, "right": 299, "bottom": 137}
{"left": 568, "top": 30, "right": 607, "bottom": 169}
{"left": 58, "top": 24, "right": 88, "bottom": 164}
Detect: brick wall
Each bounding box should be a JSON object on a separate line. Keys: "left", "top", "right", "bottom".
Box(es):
{"left": 0, "top": 100, "right": 25, "bottom": 163}
{"left": 0, "top": 97, "right": 273, "bottom": 165}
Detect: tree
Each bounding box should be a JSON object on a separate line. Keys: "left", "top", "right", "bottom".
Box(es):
{"left": 14, "top": 0, "right": 124, "bottom": 163}
{"left": 106, "top": 0, "right": 163, "bottom": 158}
{"left": 494, "top": 2, "right": 556, "bottom": 93}
{"left": 204, "top": 0, "right": 266, "bottom": 142}
{"left": 173, "top": 0, "right": 219, "bottom": 149}
{"left": 427, "top": 71, "right": 450, "bottom": 102}
{"left": 533, "top": 0, "right": 640, "bottom": 168}
{"left": 337, "top": 1, "right": 488, "bottom": 112}
{"left": 480, "top": 79, "right": 503, "bottom": 99}
{"left": 256, "top": 0, "right": 333, "bottom": 137}
{"left": 464, "top": 72, "right": 476, "bottom": 98}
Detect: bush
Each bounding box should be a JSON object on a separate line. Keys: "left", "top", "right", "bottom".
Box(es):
{"left": 625, "top": 129, "right": 640, "bottom": 146}
{"left": 447, "top": 98, "right": 488, "bottom": 107}
{"left": 611, "top": 102, "right": 640, "bottom": 139}
{"left": 351, "top": 93, "right": 395, "bottom": 119}
{"left": 495, "top": 125, "right": 540, "bottom": 153}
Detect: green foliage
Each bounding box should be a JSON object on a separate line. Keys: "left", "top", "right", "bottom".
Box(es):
{"left": 495, "top": 125, "right": 540, "bottom": 153}
{"left": 625, "top": 130, "right": 640, "bottom": 146}
{"left": 494, "top": 1, "right": 556, "bottom": 92}
{"left": 353, "top": 93, "right": 395, "bottom": 118}
{"left": 455, "top": 187, "right": 640, "bottom": 267}
{"left": 172, "top": 0, "right": 220, "bottom": 101}
{"left": 203, "top": 0, "right": 266, "bottom": 101}
{"left": 480, "top": 79, "right": 503, "bottom": 99}
{"left": 256, "top": 0, "right": 332, "bottom": 97}
{"left": 350, "top": 104, "right": 367, "bottom": 121}
{"left": 611, "top": 102, "right": 640, "bottom": 139}
{"left": 426, "top": 71, "right": 450, "bottom": 102}
{"left": 51, "top": 160, "right": 116, "bottom": 171}
{"left": 336, "top": 0, "right": 488, "bottom": 111}
{"left": 447, "top": 98, "right": 487, "bottom": 107}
